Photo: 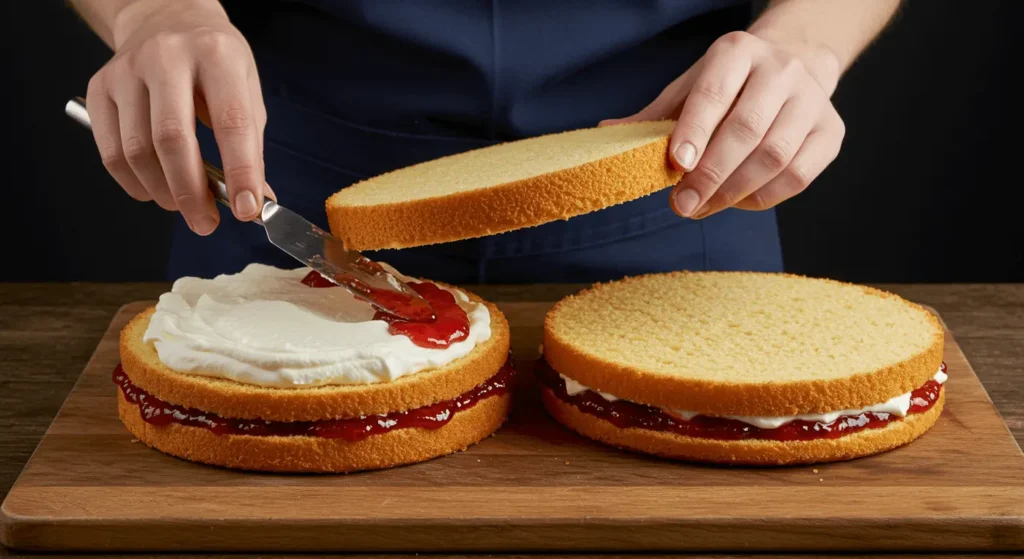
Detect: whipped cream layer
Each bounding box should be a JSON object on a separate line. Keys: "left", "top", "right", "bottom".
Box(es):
{"left": 143, "top": 264, "right": 491, "bottom": 388}
{"left": 560, "top": 367, "right": 948, "bottom": 429}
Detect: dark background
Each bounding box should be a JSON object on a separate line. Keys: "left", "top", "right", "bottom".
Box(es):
{"left": 4, "top": 1, "right": 1021, "bottom": 283}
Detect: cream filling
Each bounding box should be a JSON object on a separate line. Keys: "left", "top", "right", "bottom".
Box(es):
{"left": 559, "top": 368, "right": 948, "bottom": 429}
{"left": 143, "top": 263, "right": 491, "bottom": 388}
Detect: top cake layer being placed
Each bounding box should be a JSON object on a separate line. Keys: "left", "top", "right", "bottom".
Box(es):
{"left": 326, "top": 121, "right": 681, "bottom": 250}
{"left": 542, "top": 271, "right": 943, "bottom": 417}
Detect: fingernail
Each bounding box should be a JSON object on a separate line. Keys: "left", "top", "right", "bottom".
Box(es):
{"left": 673, "top": 142, "right": 697, "bottom": 171}
{"left": 672, "top": 188, "right": 702, "bottom": 217}
{"left": 192, "top": 214, "right": 218, "bottom": 235}
{"left": 234, "top": 191, "right": 259, "bottom": 218}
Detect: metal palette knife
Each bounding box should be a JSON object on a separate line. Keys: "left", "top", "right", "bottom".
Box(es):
{"left": 64, "top": 97, "right": 435, "bottom": 322}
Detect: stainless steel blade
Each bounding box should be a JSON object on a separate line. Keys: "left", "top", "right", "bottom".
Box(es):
{"left": 257, "top": 200, "right": 436, "bottom": 321}
{"left": 65, "top": 97, "right": 435, "bottom": 321}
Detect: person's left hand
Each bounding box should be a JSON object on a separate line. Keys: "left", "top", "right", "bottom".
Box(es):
{"left": 602, "top": 31, "right": 845, "bottom": 219}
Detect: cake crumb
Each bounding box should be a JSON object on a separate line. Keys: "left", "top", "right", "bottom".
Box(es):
{"left": 812, "top": 468, "right": 819, "bottom": 473}
{"left": 564, "top": 461, "right": 570, "bottom": 465}
{"left": 819, "top": 478, "right": 824, "bottom": 482}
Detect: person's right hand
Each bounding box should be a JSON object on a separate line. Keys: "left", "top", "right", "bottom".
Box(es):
{"left": 86, "top": 0, "right": 271, "bottom": 235}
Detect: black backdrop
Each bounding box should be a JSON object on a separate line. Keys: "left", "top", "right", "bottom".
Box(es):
{"left": 5, "top": 1, "right": 1021, "bottom": 283}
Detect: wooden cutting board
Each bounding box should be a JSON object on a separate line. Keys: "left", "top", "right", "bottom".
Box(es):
{"left": 2, "top": 300, "right": 1022, "bottom": 553}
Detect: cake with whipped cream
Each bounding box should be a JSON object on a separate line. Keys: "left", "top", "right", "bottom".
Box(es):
{"left": 114, "top": 263, "right": 513, "bottom": 472}
{"left": 539, "top": 271, "right": 946, "bottom": 465}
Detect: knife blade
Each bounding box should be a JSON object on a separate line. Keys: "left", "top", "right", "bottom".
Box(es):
{"left": 65, "top": 97, "right": 435, "bottom": 322}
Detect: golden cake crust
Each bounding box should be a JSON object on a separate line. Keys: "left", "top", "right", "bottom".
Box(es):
{"left": 119, "top": 288, "right": 510, "bottom": 422}
{"left": 542, "top": 271, "right": 945, "bottom": 416}
{"left": 541, "top": 387, "right": 945, "bottom": 466}
{"left": 118, "top": 390, "right": 511, "bottom": 473}
{"left": 325, "top": 124, "right": 681, "bottom": 251}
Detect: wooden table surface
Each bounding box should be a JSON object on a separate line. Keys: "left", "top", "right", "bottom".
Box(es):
{"left": 2, "top": 282, "right": 1022, "bottom": 559}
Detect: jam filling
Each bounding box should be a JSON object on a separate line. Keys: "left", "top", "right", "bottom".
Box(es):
{"left": 301, "top": 270, "right": 470, "bottom": 349}
{"left": 537, "top": 360, "right": 946, "bottom": 442}
{"left": 114, "top": 359, "right": 514, "bottom": 441}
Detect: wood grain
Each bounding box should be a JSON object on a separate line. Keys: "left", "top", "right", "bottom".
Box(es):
{"left": 1, "top": 297, "right": 1022, "bottom": 554}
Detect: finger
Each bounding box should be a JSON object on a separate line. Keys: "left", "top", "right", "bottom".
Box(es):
{"left": 694, "top": 94, "right": 820, "bottom": 219}
{"left": 114, "top": 82, "right": 177, "bottom": 210}
{"left": 196, "top": 40, "right": 265, "bottom": 221}
{"left": 147, "top": 63, "right": 220, "bottom": 235}
{"left": 248, "top": 70, "right": 275, "bottom": 202}
{"left": 668, "top": 41, "right": 753, "bottom": 177}
{"left": 734, "top": 113, "right": 845, "bottom": 211}
{"left": 249, "top": 72, "right": 266, "bottom": 156}
{"left": 234, "top": 68, "right": 276, "bottom": 206}
{"left": 599, "top": 64, "right": 700, "bottom": 126}
{"left": 672, "top": 63, "right": 792, "bottom": 218}
{"left": 86, "top": 77, "right": 151, "bottom": 202}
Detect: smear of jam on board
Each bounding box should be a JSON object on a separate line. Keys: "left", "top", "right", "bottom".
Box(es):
{"left": 302, "top": 270, "right": 469, "bottom": 349}
{"left": 114, "top": 359, "right": 514, "bottom": 440}
{"left": 537, "top": 360, "right": 946, "bottom": 442}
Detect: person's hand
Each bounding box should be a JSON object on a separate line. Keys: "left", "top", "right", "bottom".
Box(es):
{"left": 85, "top": 0, "right": 272, "bottom": 235}
{"left": 602, "top": 31, "right": 845, "bottom": 219}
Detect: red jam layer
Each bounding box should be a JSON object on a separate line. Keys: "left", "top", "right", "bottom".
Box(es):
{"left": 302, "top": 270, "right": 469, "bottom": 349}
{"left": 536, "top": 361, "right": 946, "bottom": 442}
{"left": 114, "top": 359, "right": 514, "bottom": 441}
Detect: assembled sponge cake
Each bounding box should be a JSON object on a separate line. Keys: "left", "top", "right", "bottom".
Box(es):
{"left": 543, "top": 272, "right": 944, "bottom": 415}
{"left": 114, "top": 264, "right": 513, "bottom": 473}
{"left": 119, "top": 305, "right": 510, "bottom": 422}
{"left": 539, "top": 271, "right": 946, "bottom": 465}
{"left": 326, "top": 121, "right": 681, "bottom": 250}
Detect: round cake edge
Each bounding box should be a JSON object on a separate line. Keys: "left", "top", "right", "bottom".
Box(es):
{"left": 325, "top": 127, "right": 680, "bottom": 251}
{"left": 117, "top": 389, "right": 511, "bottom": 473}
{"left": 541, "top": 270, "right": 945, "bottom": 416}
{"left": 540, "top": 387, "right": 945, "bottom": 466}
{"left": 118, "top": 287, "right": 511, "bottom": 422}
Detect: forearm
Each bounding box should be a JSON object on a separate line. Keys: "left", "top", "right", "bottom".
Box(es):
{"left": 68, "top": 0, "right": 225, "bottom": 49}
{"left": 748, "top": 0, "right": 903, "bottom": 93}
{"left": 67, "top": 0, "right": 141, "bottom": 48}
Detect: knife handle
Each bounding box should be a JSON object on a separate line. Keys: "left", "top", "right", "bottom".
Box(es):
{"left": 65, "top": 96, "right": 269, "bottom": 223}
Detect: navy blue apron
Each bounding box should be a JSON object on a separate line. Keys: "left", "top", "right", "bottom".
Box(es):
{"left": 171, "top": 0, "right": 783, "bottom": 283}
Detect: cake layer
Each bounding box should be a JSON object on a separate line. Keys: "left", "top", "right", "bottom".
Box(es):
{"left": 115, "top": 359, "right": 514, "bottom": 440}
{"left": 542, "top": 388, "right": 944, "bottom": 466}
{"left": 119, "top": 296, "right": 511, "bottom": 422}
{"left": 326, "top": 121, "right": 681, "bottom": 250}
{"left": 118, "top": 389, "right": 511, "bottom": 473}
{"left": 537, "top": 359, "right": 944, "bottom": 442}
{"left": 543, "top": 271, "right": 944, "bottom": 416}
